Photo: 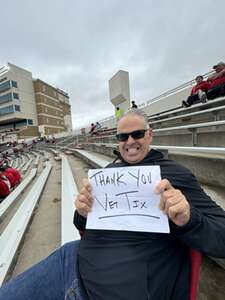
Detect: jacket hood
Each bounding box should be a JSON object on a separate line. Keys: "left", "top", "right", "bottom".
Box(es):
{"left": 113, "top": 148, "right": 164, "bottom": 165}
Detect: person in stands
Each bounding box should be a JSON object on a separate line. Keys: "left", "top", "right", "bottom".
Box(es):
{"left": 94, "top": 122, "right": 102, "bottom": 134}
{"left": 1, "top": 111, "right": 225, "bottom": 300}
{"left": 89, "top": 123, "right": 96, "bottom": 135}
{"left": 182, "top": 75, "right": 210, "bottom": 107}
{"left": 0, "top": 159, "right": 21, "bottom": 186}
{"left": 207, "top": 61, "right": 225, "bottom": 100}
{"left": 115, "top": 106, "right": 123, "bottom": 120}
{"left": 131, "top": 100, "right": 138, "bottom": 109}
{"left": 0, "top": 174, "right": 11, "bottom": 201}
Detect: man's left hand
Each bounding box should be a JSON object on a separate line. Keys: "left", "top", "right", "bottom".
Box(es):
{"left": 155, "top": 179, "right": 190, "bottom": 226}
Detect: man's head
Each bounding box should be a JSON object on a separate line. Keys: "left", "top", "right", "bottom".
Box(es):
{"left": 213, "top": 61, "right": 225, "bottom": 73}
{"left": 195, "top": 75, "right": 203, "bottom": 84}
{"left": 116, "top": 111, "right": 152, "bottom": 164}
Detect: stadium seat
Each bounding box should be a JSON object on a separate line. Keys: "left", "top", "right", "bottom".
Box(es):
{"left": 189, "top": 249, "right": 202, "bottom": 300}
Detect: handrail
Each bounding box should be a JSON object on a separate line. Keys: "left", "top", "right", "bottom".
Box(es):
{"left": 0, "top": 162, "right": 52, "bottom": 286}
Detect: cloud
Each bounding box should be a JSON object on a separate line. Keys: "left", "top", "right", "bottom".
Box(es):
{"left": 1, "top": 0, "right": 225, "bottom": 128}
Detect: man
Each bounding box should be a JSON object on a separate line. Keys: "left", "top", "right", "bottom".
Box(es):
{"left": 1, "top": 111, "right": 225, "bottom": 300}
{"left": 182, "top": 75, "right": 209, "bottom": 107}
{"left": 207, "top": 61, "right": 225, "bottom": 99}
{"left": 115, "top": 106, "right": 123, "bottom": 120}
{"left": 74, "top": 111, "right": 225, "bottom": 300}
{"left": 131, "top": 100, "right": 138, "bottom": 109}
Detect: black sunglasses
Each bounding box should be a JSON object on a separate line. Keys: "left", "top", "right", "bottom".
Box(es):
{"left": 116, "top": 129, "right": 147, "bottom": 142}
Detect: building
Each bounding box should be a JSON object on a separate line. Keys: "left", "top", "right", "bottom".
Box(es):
{"left": 33, "top": 79, "right": 72, "bottom": 136}
{"left": 0, "top": 63, "right": 72, "bottom": 142}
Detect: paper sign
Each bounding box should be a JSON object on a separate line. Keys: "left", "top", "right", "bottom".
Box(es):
{"left": 86, "top": 165, "right": 170, "bottom": 233}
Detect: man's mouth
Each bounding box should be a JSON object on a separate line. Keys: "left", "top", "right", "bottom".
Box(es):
{"left": 126, "top": 146, "right": 140, "bottom": 154}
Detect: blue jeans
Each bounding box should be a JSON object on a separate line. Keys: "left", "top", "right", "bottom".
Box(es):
{"left": 0, "top": 241, "right": 88, "bottom": 300}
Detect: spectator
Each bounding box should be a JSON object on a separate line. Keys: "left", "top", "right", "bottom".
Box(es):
{"left": 182, "top": 75, "right": 209, "bottom": 107}
{"left": 207, "top": 61, "right": 225, "bottom": 100}
{"left": 115, "top": 106, "right": 123, "bottom": 120}
{"left": 2, "top": 111, "right": 225, "bottom": 300}
{"left": 131, "top": 100, "right": 138, "bottom": 109}
{"left": 95, "top": 122, "right": 102, "bottom": 133}
{"left": 0, "top": 174, "right": 11, "bottom": 200}
{"left": 0, "top": 159, "right": 21, "bottom": 187}
{"left": 89, "top": 123, "right": 96, "bottom": 135}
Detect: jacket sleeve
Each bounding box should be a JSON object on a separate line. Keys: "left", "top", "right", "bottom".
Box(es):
{"left": 168, "top": 167, "right": 225, "bottom": 258}
{"left": 73, "top": 210, "right": 87, "bottom": 231}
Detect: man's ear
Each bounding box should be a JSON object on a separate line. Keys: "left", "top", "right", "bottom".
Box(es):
{"left": 147, "top": 128, "right": 153, "bottom": 141}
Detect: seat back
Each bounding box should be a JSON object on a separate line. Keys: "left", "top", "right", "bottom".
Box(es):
{"left": 189, "top": 249, "right": 202, "bottom": 300}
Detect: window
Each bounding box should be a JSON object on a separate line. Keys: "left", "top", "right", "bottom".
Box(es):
{"left": 13, "top": 92, "right": 19, "bottom": 99}
{"left": 0, "top": 93, "right": 13, "bottom": 104}
{"left": 0, "top": 80, "right": 11, "bottom": 93}
{"left": 27, "top": 119, "right": 33, "bottom": 125}
{"left": 11, "top": 80, "right": 18, "bottom": 88}
{"left": 0, "top": 105, "right": 14, "bottom": 115}
{"left": 0, "top": 77, "right": 7, "bottom": 84}
{"left": 14, "top": 105, "right": 20, "bottom": 112}
{"left": 42, "top": 85, "right": 46, "bottom": 92}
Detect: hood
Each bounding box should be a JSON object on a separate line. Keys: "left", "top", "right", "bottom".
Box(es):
{"left": 113, "top": 148, "right": 164, "bottom": 165}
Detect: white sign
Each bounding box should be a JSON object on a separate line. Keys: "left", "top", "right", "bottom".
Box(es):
{"left": 86, "top": 165, "right": 170, "bottom": 233}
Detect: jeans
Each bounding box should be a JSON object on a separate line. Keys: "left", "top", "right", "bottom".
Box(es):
{"left": 0, "top": 241, "right": 88, "bottom": 300}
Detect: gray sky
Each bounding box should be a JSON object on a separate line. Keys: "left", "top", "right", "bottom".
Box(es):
{"left": 1, "top": 0, "right": 225, "bottom": 129}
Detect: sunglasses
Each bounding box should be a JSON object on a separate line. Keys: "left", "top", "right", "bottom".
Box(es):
{"left": 116, "top": 129, "right": 147, "bottom": 142}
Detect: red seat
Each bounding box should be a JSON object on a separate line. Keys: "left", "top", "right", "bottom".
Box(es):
{"left": 189, "top": 249, "right": 202, "bottom": 300}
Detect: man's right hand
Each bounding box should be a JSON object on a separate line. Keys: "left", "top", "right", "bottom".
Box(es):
{"left": 75, "top": 178, "right": 93, "bottom": 218}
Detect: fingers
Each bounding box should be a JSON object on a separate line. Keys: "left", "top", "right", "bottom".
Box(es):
{"left": 82, "top": 178, "right": 92, "bottom": 192}
{"left": 155, "top": 179, "right": 172, "bottom": 194}
{"left": 74, "top": 178, "right": 93, "bottom": 218}
{"left": 75, "top": 194, "right": 92, "bottom": 217}
{"left": 156, "top": 179, "right": 190, "bottom": 226}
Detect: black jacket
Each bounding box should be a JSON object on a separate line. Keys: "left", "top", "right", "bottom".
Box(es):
{"left": 74, "top": 149, "right": 225, "bottom": 300}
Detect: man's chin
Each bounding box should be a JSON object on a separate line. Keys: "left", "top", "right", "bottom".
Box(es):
{"left": 123, "top": 154, "right": 142, "bottom": 164}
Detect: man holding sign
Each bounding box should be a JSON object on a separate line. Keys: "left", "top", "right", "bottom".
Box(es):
{"left": 1, "top": 111, "right": 225, "bottom": 300}
{"left": 74, "top": 111, "right": 225, "bottom": 300}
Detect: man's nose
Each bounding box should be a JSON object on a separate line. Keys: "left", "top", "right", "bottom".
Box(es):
{"left": 127, "top": 135, "right": 135, "bottom": 143}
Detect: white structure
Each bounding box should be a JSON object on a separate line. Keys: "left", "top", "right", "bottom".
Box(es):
{"left": 109, "top": 70, "right": 130, "bottom": 113}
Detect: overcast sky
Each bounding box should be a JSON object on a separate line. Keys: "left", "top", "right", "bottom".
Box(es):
{"left": 1, "top": 0, "right": 225, "bottom": 129}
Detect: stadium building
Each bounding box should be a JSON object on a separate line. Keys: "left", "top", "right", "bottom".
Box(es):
{"left": 0, "top": 63, "right": 72, "bottom": 142}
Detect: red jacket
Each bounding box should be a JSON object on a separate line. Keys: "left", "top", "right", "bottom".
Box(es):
{"left": 0, "top": 176, "right": 11, "bottom": 198}
{"left": 191, "top": 81, "right": 210, "bottom": 95}
{"left": 1, "top": 170, "right": 16, "bottom": 188}
{"left": 6, "top": 167, "right": 21, "bottom": 185}
{"left": 208, "top": 76, "right": 225, "bottom": 89}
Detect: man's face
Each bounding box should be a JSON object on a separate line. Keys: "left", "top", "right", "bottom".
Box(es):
{"left": 196, "top": 76, "right": 203, "bottom": 84}
{"left": 117, "top": 115, "right": 152, "bottom": 164}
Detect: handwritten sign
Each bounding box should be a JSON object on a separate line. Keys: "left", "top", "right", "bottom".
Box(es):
{"left": 86, "top": 165, "right": 170, "bottom": 233}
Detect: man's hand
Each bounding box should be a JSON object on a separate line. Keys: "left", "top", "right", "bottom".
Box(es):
{"left": 155, "top": 179, "right": 190, "bottom": 226}
{"left": 75, "top": 178, "right": 93, "bottom": 218}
